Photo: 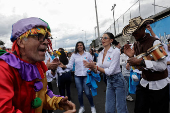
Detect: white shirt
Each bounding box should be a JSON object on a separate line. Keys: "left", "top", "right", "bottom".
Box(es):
{"left": 140, "top": 40, "right": 170, "bottom": 90}
{"left": 115, "top": 47, "right": 120, "bottom": 52}
{"left": 44, "top": 51, "right": 58, "bottom": 82}
{"left": 97, "top": 47, "right": 121, "bottom": 76}
{"left": 57, "top": 66, "right": 70, "bottom": 76}
{"left": 120, "top": 53, "right": 130, "bottom": 76}
{"left": 155, "top": 35, "right": 168, "bottom": 53}
{"left": 66, "top": 51, "right": 93, "bottom": 76}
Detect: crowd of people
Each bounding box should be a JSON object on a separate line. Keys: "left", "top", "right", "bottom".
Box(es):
{"left": 0, "top": 16, "right": 169, "bottom": 113}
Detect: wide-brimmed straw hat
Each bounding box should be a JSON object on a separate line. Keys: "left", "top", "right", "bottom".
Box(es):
{"left": 122, "top": 16, "right": 154, "bottom": 36}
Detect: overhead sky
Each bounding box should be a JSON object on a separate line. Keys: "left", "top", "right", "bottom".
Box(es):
{"left": 0, "top": 0, "right": 169, "bottom": 50}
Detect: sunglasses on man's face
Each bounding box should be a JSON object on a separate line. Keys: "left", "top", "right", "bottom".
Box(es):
{"left": 28, "top": 33, "right": 52, "bottom": 42}
{"left": 100, "top": 37, "right": 110, "bottom": 40}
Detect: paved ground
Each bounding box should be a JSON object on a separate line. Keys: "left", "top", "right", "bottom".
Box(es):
{"left": 50, "top": 76, "right": 170, "bottom": 113}
{"left": 51, "top": 76, "right": 136, "bottom": 113}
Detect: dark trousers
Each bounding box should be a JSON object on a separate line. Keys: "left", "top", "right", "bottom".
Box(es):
{"left": 103, "top": 73, "right": 107, "bottom": 86}
{"left": 71, "top": 71, "right": 75, "bottom": 82}
{"left": 57, "top": 73, "right": 62, "bottom": 94}
{"left": 134, "top": 84, "right": 169, "bottom": 113}
{"left": 169, "top": 84, "right": 170, "bottom": 101}
{"left": 59, "top": 72, "right": 72, "bottom": 100}
{"left": 48, "top": 82, "right": 53, "bottom": 91}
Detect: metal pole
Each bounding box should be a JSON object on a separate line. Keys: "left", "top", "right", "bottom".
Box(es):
{"left": 85, "top": 31, "right": 87, "bottom": 48}
{"left": 123, "top": 15, "right": 124, "bottom": 25}
{"left": 81, "top": 37, "right": 83, "bottom": 42}
{"left": 82, "top": 30, "right": 87, "bottom": 48}
{"left": 139, "top": 0, "right": 141, "bottom": 16}
{"left": 118, "top": 20, "right": 119, "bottom": 34}
{"left": 111, "top": 4, "right": 116, "bottom": 35}
{"left": 55, "top": 40, "right": 56, "bottom": 47}
{"left": 94, "top": 0, "right": 100, "bottom": 41}
{"left": 152, "top": 4, "right": 168, "bottom": 9}
{"left": 94, "top": 26, "right": 97, "bottom": 39}
{"left": 154, "top": 0, "right": 155, "bottom": 15}
{"left": 55, "top": 37, "right": 57, "bottom": 48}
{"left": 63, "top": 41, "right": 64, "bottom": 49}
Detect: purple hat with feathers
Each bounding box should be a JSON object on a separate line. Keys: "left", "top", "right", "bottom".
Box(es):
{"left": 10, "top": 17, "right": 48, "bottom": 42}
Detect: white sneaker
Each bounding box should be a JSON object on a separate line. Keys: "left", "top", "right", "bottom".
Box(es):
{"left": 126, "top": 95, "right": 134, "bottom": 102}
{"left": 78, "top": 107, "right": 85, "bottom": 113}
{"left": 91, "top": 106, "right": 96, "bottom": 113}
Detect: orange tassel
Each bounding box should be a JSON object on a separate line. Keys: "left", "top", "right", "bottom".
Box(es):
{"left": 12, "top": 40, "right": 20, "bottom": 56}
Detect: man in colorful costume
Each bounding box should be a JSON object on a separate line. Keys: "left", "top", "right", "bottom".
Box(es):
{"left": 0, "top": 17, "right": 76, "bottom": 113}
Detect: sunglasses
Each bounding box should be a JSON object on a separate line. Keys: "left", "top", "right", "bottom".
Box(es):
{"left": 28, "top": 33, "right": 52, "bottom": 42}
{"left": 100, "top": 37, "right": 110, "bottom": 40}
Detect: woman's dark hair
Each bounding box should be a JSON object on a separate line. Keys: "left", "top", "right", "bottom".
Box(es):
{"left": 112, "top": 40, "right": 119, "bottom": 46}
{"left": 58, "top": 48, "right": 64, "bottom": 51}
{"left": 104, "top": 32, "right": 115, "bottom": 39}
{"left": 90, "top": 49, "right": 94, "bottom": 56}
{"left": 104, "top": 32, "right": 115, "bottom": 45}
{"left": 59, "top": 51, "right": 68, "bottom": 65}
{"left": 75, "top": 41, "right": 86, "bottom": 54}
{"left": 67, "top": 52, "right": 71, "bottom": 57}
{"left": 120, "top": 46, "right": 124, "bottom": 54}
{"left": 98, "top": 47, "right": 104, "bottom": 53}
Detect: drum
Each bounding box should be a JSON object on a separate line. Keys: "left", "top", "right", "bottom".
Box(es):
{"left": 132, "top": 53, "right": 147, "bottom": 70}
{"left": 136, "top": 53, "right": 147, "bottom": 60}
{"left": 147, "top": 43, "right": 167, "bottom": 61}
{"left": 136, "top": 52, "right": 154, "bottom": 61}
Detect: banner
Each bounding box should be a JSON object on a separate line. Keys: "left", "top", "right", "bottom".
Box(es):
{"left": 146, "top": 15, "right": 170, "bottom": 44}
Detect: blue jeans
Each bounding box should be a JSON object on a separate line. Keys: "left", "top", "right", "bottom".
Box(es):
{"left": 124, "top": 76, "right": 130, "bottom": 95}
{"left": 74, "top": 76, "right": 94, "bottom": 107}
{"left": 105, "top": 72, "right": 128, "bottom": 113}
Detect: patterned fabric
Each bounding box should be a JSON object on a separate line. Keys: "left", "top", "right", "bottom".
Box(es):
{"left": 10, "top": 17, "right": 48, "bottom": 42}
{"left": 39, "top": 18, "right": 51, "bottom": 32}
{"left": 19, "top": 27, "right": 51, "bottom": 40}
{"left": 122, "top": 16, "right": 154, "bottom": 36}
